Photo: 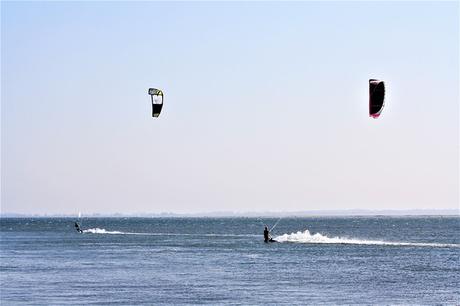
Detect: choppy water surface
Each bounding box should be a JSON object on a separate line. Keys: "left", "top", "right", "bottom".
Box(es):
{"left": 1, "top": 217, "right": 459, "bottom": 304}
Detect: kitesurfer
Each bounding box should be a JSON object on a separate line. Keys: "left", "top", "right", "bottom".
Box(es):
{"left": 75, "top": 222, "right": 82, "bottom": 233}
{"left": 264, "top": 226, "right": 270, "bottom": 243}
{"left": 264, "top": 226, "right": 277, "bottom": 243}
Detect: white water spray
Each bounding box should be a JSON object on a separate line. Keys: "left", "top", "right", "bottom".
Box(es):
{"left": 274, "top": 230, "right": 459, "bottom": 248}
{"left": 83, "top": 228, "right": 124, "bottom": 235}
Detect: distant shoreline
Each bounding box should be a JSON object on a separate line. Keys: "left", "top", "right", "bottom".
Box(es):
{"left": 1, "top": 209, "right": 458, "bottom": 218}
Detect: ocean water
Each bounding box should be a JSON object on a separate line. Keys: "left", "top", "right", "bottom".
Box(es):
{"left": 1, "top": 216, "right": 459, "bottom": 305}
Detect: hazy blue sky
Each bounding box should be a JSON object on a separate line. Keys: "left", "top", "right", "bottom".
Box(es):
{"left": 1, "top": 1, "right": 458, "bottom": 214}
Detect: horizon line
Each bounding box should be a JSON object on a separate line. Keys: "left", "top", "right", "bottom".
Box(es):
{"left": 1, "top": 209, "right": 459, "bottom": 218}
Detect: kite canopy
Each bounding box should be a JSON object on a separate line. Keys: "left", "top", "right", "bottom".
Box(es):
{"left": 369, "top": 79, "right": 385, "bottom": 118}
{"left": 148, "top": 88, "right": 163, "bottom": 117}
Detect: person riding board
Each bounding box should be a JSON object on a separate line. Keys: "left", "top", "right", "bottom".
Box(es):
{"left": 264, "top": 226, "right": 276, "bottom": 243}
{"left": 264, "top": 226, "right": 269, "bottom": 242}
{"left": 75, "top": 221, "right": 82, "bottom": 233}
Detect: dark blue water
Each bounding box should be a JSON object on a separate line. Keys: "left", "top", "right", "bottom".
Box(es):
{"left": 1, "top": 217, "right": 459, "bottom": 304}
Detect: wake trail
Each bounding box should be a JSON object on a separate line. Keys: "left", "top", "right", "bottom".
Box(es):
{"left": 274, "top": 230, "right": 459, "bottom": 248}
{"left": 82, "top": 228, "right": 258, "bottom": 237}
{"left": 83, "top": 228, "right": 124, "bottom": 235}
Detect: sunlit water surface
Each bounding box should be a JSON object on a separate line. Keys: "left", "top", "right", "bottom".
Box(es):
{"left": 1, "top": 217, "right": 459, "bottom": 304}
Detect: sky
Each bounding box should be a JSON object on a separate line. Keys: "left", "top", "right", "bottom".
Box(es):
{"left": 1, "top": 1, "right": 459, "bottom": 215}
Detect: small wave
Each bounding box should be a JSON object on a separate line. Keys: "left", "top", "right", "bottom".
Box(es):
{"left": 83, "top": 228, "right": 124, "bottom": 235}
{"left": 274, "top": 230, "right": 459, "bottom": 248}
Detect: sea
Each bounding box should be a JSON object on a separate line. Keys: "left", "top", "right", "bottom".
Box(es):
{"left": 1, "top": 216, "right": 459, "bottom": 305}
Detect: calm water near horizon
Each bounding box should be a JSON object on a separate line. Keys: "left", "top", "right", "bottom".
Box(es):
{"left": 1, "top": 216, "right": 459, "bottom": 304}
